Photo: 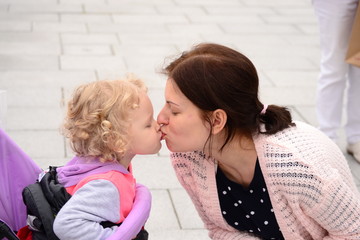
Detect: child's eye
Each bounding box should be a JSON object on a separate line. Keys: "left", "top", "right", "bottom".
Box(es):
{"left": 171, "top": 111, "right": 179, "bottom": 116}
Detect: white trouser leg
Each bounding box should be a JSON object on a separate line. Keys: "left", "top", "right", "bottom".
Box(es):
{"left": 346, "top": 65, "right": 360, "bottom": 144}
{"left": 312, "top": 0, "right": 359, "bottom": 141}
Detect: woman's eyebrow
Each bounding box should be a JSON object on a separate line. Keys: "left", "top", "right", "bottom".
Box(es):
{"left": 166, "top": 100, "right": 180, "bottom": 106}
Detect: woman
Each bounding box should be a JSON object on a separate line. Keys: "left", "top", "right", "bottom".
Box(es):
{"left": 157, "top": 43, "right": 360, "bottom": 239}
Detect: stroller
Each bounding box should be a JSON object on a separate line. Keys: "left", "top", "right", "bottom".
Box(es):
{"left": 0, "top": 128, "right": 151, "bottom": 240}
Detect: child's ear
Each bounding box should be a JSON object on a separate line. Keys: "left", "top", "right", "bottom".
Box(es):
{"left": 211, "top": 109, "right": 227, "bottom": 135}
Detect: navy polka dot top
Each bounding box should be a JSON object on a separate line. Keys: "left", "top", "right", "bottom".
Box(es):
{"left": 216, "top": 159, "right": 284, "bottom": 240}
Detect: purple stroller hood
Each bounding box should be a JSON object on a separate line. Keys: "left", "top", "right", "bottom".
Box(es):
{"left": 0, "top": 128, "right": 41, "bottom": 231}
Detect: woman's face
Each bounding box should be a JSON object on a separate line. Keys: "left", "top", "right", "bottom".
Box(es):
{"left": 157, "top": 79, "right": 211, "bottom": 152}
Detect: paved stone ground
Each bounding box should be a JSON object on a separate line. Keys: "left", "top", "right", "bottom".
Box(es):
{"left": 0, "top": 0, "right": 359, "bottom": 239}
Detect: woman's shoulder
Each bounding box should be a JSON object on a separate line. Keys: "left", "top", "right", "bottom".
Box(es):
{"left": 255, "top": 120, "right": 326, "bottom": 144}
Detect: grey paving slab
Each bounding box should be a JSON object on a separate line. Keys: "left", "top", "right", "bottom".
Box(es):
{"left": 4, "top": 87, "right": 62, "bottom": 107}
{"left": 242, "top": 0, "right": 310, "bottom": 7}
{"left": 250, "top": 55, "right": 316, "bottom": 70}
{"left": 170, "top": 189, "right": 205, "bottom": 229}
{"left": 118, "top": 33, "right": 204, "bottom": 46}
{"left": 61, "top": 33, "right": 119, "bottom": 44}
{"left": 293, "top": 106, "right": 318, "bottom": 126}
{"left": 34, "top": 157, "right": 69, "bottom": 170}
{"left": 112, "top": 15, "right": 189, "bottom": 24}
{"left": 187, "top": 15, "right": 265, "bottom": 24}
{"left": 0, "top": 71, "right": 96, "bottom": 88}
{"left": 167, "top": 24, "right": 223, "bottom": 35}
{"left": 131, "top": 155, "right": 183, "bottom": 190}
{"left": 143, "top": 189, "right": 180, "bottom": 231}
{"left": 0, "top": 5, "right": 7, "bottom": 12}
{"left": 0, "top": 55, "right": 58, "bottom": 70}
{"left": 0, "top": 0, "right": 56, "bottom": 4}
{"left": 0, "top": 21, "right": 31, "bottom": 31}
{"left": 0, "top": 42, "right": 60, "bottom": 55}
{"left": 6, "top": 130, "right": 65, "bottom": 159}
{"left": 204, "top": 6, "right": 275, "bottom": 15}
{"left": 148, "top": 229, "right": 210, "bottom": 240}
{"left": 1, "top": 0, "right": 360, "bottom": 238}
{"left": 0, "top": 13, "right": 58, "bottom": 21}
{"left": 6, "top": 106, "right": 64, "bottom": 130}
{"left": 9, "top": 4, "right": 82, "bottom": 13}
{"left": 84, "top": 4, "right": 157, "bottom": 14}
{"left": 0, "top": 32, "right": 60, "bottom": 43}
{"left": 60, "top": 56, "right": 127, "bottom": 70}
{"left": 88, "top": 23, "right": 168, "bottom": 34}
{"left": 33, "top": 22, "right": 87, "bottom": 33}
{"left": 0, "top": 90, "right": 6, "bottom": 129}
{"left": 156, "top": 5, "right": 207, "bottom": 15}
{"left": 260, "top": 86, "right": 316, "bottom": 106}
{"left": 62, "top": 0, "right": 104, "bottom": 4}
{"left": 263, "top": 70, "right": 318, "bottom": 87}
{"left": 63, "top": 45, "right": 112, "bottom": 55}
{"left": 174, "top": 0, "right": 240, "bottom": 5}
{"left": 222, "top": 24, "right": 301, "bottom": 35}
{"left": 60, "top": 13, "right": 112, "bottom": 23}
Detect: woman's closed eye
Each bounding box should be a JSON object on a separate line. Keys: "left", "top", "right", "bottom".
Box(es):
{"left": 171, "top": 111, "right": 179, "bottom": 116}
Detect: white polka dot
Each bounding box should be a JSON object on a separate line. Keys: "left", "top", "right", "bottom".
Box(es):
{"left": 249, "top": 189, "right": 253, "bottom": 193}
{"left": 234, "top": 203, "right": 238, "bottom": 207}
{"left": 260, "top": 199, "right": 264, "bottom": 203}
{"left": 222, "top": 211, "right": 227, "bottom": 215}
{"left": 249, "top": 230, "right": 253, "bottom": 233}
{"left": 228, "top": 186, "right": 231, "bottom": 191}
{"left": 257, "top": 228, "right": 261, "bottom": 232}
{"left": 263, "top": 188, "right": 266, "bottom": 192}
{"left": 238, "top": 200, "right": 242, "bottom": 204}
{"left": 234, "top": 222, "right": 239, "bottom": 225}
{"left": 222, "top": 191, "right": 227, "bottom": 195}
{"left": 264, "top": 221, "right": 269, "bottom": 225}
{"left": 246, "top": 215, "right": 250, "bottom": 218}
{"left": 270, "top": 208, "right": 274, "bottom": 212}
{"left": 250, "top": 211, "right": 255, "bottom": 215}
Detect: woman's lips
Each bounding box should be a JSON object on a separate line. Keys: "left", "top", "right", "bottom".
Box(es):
{"left": 161, "top": 132, "right": 166, "bottom": 140}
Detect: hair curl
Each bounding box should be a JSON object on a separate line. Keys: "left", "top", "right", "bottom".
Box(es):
{"left": 62, "top": 75, "right": 146, "bottom": 163}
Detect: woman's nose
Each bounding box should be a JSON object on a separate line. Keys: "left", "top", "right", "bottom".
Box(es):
{"left": 157, "top": 107, "right": 168, "bottom": 125}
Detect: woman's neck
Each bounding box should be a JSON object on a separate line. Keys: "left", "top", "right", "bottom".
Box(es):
{"left": 212, "top": 135, "right": 257, "bottom": 187}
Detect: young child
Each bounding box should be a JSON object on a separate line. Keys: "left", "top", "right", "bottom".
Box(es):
{"left": 53, "top": 76, "right": 162, "bottom": 240}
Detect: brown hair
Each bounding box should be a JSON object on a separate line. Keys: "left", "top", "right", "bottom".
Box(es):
{"left": 163, "top": 43, "right": 294, "bottom": 151}
{"left": 62, "top": 75, "right": 146, "bottom": 162}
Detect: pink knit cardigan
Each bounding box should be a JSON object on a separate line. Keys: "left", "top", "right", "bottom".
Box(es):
{"left": 171, "top": 121, "right": 360, "bottom": 239}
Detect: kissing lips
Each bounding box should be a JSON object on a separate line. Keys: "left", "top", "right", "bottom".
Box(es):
{"left": 161, "top": 132, "right": 166, "bottom": 141}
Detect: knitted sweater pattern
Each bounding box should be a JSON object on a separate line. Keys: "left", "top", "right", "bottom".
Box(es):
{"left": 171, "top": 121, "right": 360, "bottom": 240}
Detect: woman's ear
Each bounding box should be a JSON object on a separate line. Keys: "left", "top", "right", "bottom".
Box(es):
{"left": 211, "top": 109, "right": 227, "bottom": 135}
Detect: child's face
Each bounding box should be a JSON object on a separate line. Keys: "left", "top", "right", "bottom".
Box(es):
{"left": 128, "top": 92, "right": 162, "bottom": 155}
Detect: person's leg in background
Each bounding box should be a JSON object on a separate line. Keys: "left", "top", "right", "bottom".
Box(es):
{"left": 346, "top": 63, "right": 360, "bottom": 162}
{"left": 313, "top": 0, "right": 360, "bottom": 162}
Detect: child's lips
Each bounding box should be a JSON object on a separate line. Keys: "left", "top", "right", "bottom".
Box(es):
{"left": 161, "top": 132, "right": 166, "bottom": 140}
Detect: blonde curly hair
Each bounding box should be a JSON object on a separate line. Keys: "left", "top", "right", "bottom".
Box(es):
{"left": 62, "top": 75, "right": 147, "bottom": 163}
